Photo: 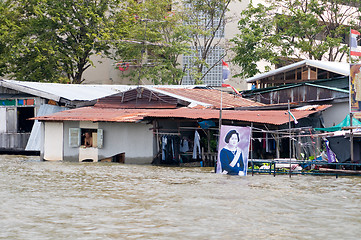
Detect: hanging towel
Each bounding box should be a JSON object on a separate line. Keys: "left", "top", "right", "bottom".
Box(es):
{"left": 180, "top": 138, "right": 189, "bottom": 153}
{"left": 162, "top": 136, "right": 167, "bottom": 161}
{"left": 171, "top": 137, "right": 175, "bottom": 160}
{"left": 266, "top": 133, "right": 269, "bottom": 152}
{"left": 193, "top": 131, "right": 201, "bottom": 159}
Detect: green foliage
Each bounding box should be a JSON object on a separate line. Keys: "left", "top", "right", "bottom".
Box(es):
{"left": 1, "top": 0, "right": 123, "bottom": 83}
{"left": 114, "top": 0, "right": 232, "bottom": 85}
{"left": 116, "top": 0, "right": 188, "bottom": 84}
{"left": 231, "top": 0, "right": 361, "bottom": 78}
{"left": 113, "top": 0, "right": 191, "bottom": 85}
{"left": 0, "top": 0, "right": 18, "bottom": 76}
{"left": 182, "top": 0, "right": 231, "bottom": 84}
{"left": 0, "top": 0, "right": 232, "bottom": 85}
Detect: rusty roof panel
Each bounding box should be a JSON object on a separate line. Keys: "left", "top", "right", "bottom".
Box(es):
{"left": 157, "top": 88, "right": 265, "bottom": 108}
{"left": 96, "top": 103, "right": 177, "bottom": 109}
{"left": 95, "top": 87, "right": 264, "bottom": 109}
{"left": 96, "top": 88, "right": 179, "bottom": 108}
{"left": 34, "top": 105, "right": 330, "bottom": 126}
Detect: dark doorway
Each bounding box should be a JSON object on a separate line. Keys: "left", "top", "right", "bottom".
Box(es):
{"left": 18, "top": 107, "right": 34, "bottom": 133}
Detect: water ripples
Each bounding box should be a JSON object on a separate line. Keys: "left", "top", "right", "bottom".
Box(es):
{"left": 1, "top": 155, "right": 361, "bottom": 239}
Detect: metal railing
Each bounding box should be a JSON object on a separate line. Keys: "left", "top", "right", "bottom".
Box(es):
{"left": 0, "top": 133, "right": 30, "bottom": 150}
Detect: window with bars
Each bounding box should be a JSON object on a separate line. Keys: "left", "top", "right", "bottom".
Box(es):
{"left": 184, "top": 3, "right": 225, "bottom": 39}
{"left": 182, "top": 46, "right": 224, "bottom": 86}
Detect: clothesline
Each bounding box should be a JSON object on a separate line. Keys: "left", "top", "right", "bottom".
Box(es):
{"left": 157, "top": 132, "right": 181, "bottom": 136}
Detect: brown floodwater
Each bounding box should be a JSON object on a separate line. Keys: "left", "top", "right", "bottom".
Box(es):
{"left": 1, "top": 154, "right": 361, "bottom": 239}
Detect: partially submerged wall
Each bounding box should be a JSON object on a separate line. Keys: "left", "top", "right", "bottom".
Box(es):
{"left": 57, "top": 121, "right": 155, "bottom": 164}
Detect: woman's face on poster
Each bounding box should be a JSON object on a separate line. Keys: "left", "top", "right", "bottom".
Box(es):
{"left": 229, "top": 134, "right": 239, "bottom": 147}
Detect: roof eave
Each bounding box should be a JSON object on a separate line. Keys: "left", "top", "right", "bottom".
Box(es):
{"left": 246, "top": 60, "right": 349, "bottom": 83}
{"left": 0, "top": 79, "right": 61, "bottom": 102}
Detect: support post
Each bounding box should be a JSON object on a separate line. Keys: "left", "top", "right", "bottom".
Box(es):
{"left": 288, "top": 100, "right": 292, "bottom": 178}
{"left": 216, "top": 87, "right": 223, "bottom": 173}
{"left": 207, "top": 129, "right": 211, "bottom": 153}
{"left": 276, "top": 133, "right": 280, "bottom": 159}
{"left": 350, "top": 113, "right": 354, "bottom": 164}
{"left": 251, "top": 122, "right": 254, "bottom": 176}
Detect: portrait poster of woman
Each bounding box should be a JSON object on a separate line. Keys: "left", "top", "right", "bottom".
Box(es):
{"left": 216, "top": 125, "right": 251, "bottom": 176}
{"left": 350, "top": 64, "right": 361, "bottom": 113}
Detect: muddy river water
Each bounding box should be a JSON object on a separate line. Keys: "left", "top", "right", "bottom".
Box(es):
{"left": 1, "top": 155, "right": 361, "bottom": 239}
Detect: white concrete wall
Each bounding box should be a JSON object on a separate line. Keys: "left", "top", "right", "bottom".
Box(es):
{"left": 83, "top": 52, "right": 154, "bottom": 85}
{"left": 79, "top": 147, "right": 98, "bottom": 162}
{"left": 44, "top": 122, "right": 63, "bottom": 161}
{"left": 321, "top": 102, "right": 349, "bottom": 128}
{"left": 122, "top": 123, "right": 154, "bottom": 160}
{"left": 61, "top": 121, "right": 154, "bottom": 164}
{"left": 99, "top": 122, "right": 154, "bottom": 164}
{"left": 0, "top": 108, "right": 6, "bottom": 133}
{"left": 80, "top": 121, "right": 98, "bottom": 130}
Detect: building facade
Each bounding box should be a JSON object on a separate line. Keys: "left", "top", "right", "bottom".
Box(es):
{"left": 82, "top": 0, "right": 252, "bottom": 89}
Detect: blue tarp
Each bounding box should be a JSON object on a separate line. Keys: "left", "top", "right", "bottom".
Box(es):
{"left": 198, "top": 120, "right": 216, "bottom": 129}
{"left": 315, "top": 114, "right": 361, "bottom": 132}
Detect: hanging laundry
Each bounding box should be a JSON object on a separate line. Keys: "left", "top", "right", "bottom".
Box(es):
{"left": 171, "top": 138, "right": 175, "bottom": 160}
{"left": 266, "top": 133, "right": 269, "bottom": 153}
{"left": 180, "top": 137, "right": 189, "bottom": 153}
{"left": 325, "top": 139, "right": 338, "bottom": 163}
{"left": 262, "top": 133, "right": 266, "bottom": 149}
{"left": 162, "top": 136, "right": 167, "bottom": 161}
{"left": 161, "top": 135, "right": 181, "bottom": 164}
{"left": 193, "top": 131, "right": 201, "bottom": 159}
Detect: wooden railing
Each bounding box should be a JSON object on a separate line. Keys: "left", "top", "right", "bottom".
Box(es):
{"left": 202, "top": 152, "right": 218, "bottom": 167}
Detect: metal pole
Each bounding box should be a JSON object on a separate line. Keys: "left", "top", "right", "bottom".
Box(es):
{"left": 216, "top": 88, "right": 223, "bottom": 173}
{"left": 288, "top": 100, "right": 292, "bottom": 178}
{"left": 219, "top": 89, "right": 222, "bottom": 130}
{"left": 251, "top": 122, "right": 254, "bottom": 176}
{"left": 349, "top": 27, "right": 354, "bottom": 165}
{"left": 137, "top": 17, "right": 148, "bottom": 87}
{"left": 276, "top": 133, "right": 280, "bottom": 159}
{"left": 350, "top": 113, "right": 354, "bottom": 163}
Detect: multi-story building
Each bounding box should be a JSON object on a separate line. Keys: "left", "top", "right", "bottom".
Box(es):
{"left": 82, "top": 0, "right": 360, "bottom": 90}
{"left": 82, "top": 0, "right": 252, "bottom": 89}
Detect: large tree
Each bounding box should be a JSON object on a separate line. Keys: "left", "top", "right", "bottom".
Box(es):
{"left": 114, "top": 0, "right": 232, "bottom": 85}
{"left": 231, "top": 0, "right": 361, "bottom": 79}
{"left": 113, "top": 0, "right": 191, "bottom": 85}
{"left": 1, "top": 0, "right": 123, "bottom": 83}
{"left": 1, "top": 0, "right": 233, "bottom": 85}
{"left": 0, "top": 0, "right": 18, "bottom": 77}
{"left": 182, "top": 0, "right": 232, "bottom": 84}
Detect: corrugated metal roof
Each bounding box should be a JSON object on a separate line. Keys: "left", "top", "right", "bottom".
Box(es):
{"left": 246, "top": 60, "right": 350, "bottom": 83}
{"left": 34, "top": 105, "right": 330, "bottom": 125}
{"left": 304, "top": 83, "right": 349, "bottom": 93}
{"left": 147, "top": 87, "right": 213, "bottom": 108}
{"left": 152, "top": 88, "right": 265, "bottom": 108}
{"left": 95, "top": 88, "right": 181, "bottom": 109}
{"left": 93, "top": 86, "right": 264, "bottom": 109}
{"left": 294, "top": 105, "right": 328, "bottom": 111}
{"left": 0, "top": 79, "right": 135, "bottom": 101}
{"left": 0, "top": 79, "right": 206, "bottom": 102}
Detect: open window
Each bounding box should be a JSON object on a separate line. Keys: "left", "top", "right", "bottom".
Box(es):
{"left": 69, "top": 128, "right": 103, "bottom": 148}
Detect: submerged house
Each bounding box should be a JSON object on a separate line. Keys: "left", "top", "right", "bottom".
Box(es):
{"left": 34, "top": 86, "right": 330, "bottom": 164}
{"left": 0, "top": 79, "right": 136, "bottom": 153}
{"left": 315, "top": 115, "right": 361, "bottom": 163}
{"left": 243, "top": 60, "right": 350, "bottom": 128}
